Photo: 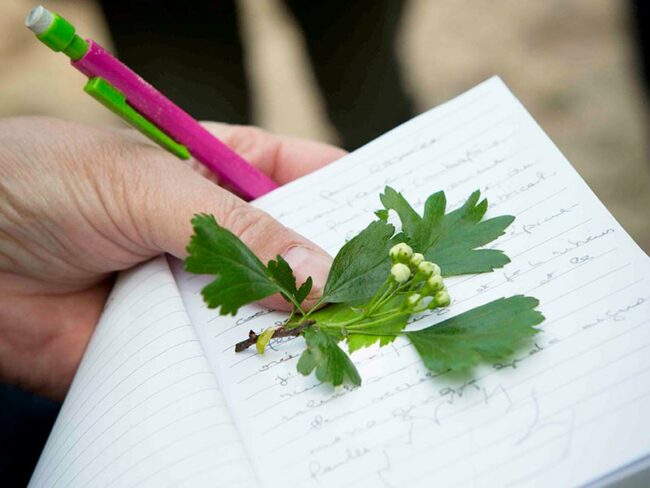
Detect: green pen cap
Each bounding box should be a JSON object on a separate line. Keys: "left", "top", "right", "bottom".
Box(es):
{"left": 25, "top": 6, "right": 88, "bottom": 60}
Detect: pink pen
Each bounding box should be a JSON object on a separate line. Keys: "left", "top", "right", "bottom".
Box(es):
{"left": 25, "top": 5, "right": 279, "bottom": 201}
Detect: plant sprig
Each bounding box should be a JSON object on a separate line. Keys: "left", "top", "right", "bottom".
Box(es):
{"left": 185, "top": 187, "right": 545, "bottom": 387}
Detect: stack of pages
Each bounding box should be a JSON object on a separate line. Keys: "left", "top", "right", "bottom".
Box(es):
{"left": 29, "top": 78, "right": 650, "bottom": 487}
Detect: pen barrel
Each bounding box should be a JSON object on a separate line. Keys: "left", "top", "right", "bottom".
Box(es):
{"left": 72, "top": 40, "right": 278, "bottom": 200}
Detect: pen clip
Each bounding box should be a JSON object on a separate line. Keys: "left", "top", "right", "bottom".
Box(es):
{"left": 83, "top": 77, "right": 191, "bottom": 160}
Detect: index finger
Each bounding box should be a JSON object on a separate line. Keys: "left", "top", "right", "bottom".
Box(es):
{"left": 201, "top": 122, "right": 347, "bottom": 185}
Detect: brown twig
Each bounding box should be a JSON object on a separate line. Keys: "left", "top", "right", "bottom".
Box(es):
{"left": 234, "top": 320, "right": 315, "bottom": 352}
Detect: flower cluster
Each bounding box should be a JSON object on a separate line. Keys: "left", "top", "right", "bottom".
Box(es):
{"left": 388, "top": 242, "right": 450, "bottom": 312}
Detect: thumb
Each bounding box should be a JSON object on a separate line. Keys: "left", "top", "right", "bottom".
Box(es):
{"left": 131, "top": 157, "right": 331, "bottom": 310}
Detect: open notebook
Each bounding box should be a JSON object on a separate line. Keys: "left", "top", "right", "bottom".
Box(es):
{"left": 29, "top": 77, "right": 650, "bottom": 488}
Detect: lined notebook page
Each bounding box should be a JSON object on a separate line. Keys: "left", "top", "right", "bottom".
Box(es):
{"left": 174, "top": 77, "right": 650, "bottom": 488}
{"left": 30, "top": 257, "right": 256, "bottom": 488}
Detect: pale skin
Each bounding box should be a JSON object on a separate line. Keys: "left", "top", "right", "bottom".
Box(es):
{"left": 0, "top": 117, "right": 344, "bottom": 400}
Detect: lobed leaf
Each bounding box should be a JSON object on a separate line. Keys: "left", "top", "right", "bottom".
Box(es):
{"left": 297, "top": 328, "right": 361, "bottom": 386}
{"left": 185, "top": 214, "right": 280, "bottom": 315}
{"left": 267, "top": 255, "right": 311, "bottom": 308}
{"left": 295, "top": 277, "right": 313, "bottom": 305}
{"left": 405, "top": 295, "right": 544, "bottom": 373}
{"left": 380, "top": 187, "right": 514, "bottom": 276}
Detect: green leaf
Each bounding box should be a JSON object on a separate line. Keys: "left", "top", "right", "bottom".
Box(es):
{"left": 297, "top": 327, "right": 361, "bottom": 386}
{"left": 374, "top": 209, "right": 389, "bottom": 221}
{"left": 381, "top": 187, "right": 514, "bottom": 276}
{"left": 427, "top": 191, "right": 514, "bottom": 275}
{"left": 321, "top": 220, "right": 396, "bottom": 304}
{"left": 308, "top": 302, "right": 365, "bottom": 327}
{"left": 380, "top": 187, "right": 426, "bottom": 245}
{"left": 186, "top": 215, "right": 312, "bottom": 315}
{"left": 267, "top": 255, "right": 296, "bottom": 300}
{"left": 295, "top": 277, "right": 313, "bottom": 305}
{"left": 310, "top": 297, "right": 408, "bottom": 353}
{"left": 405, "top": 295, "right": 544, "bottom": 373}
{"left": 185, "top": 214, "right": 280, "bottom": 315}
{"left": 346, "top": 313, "right": 407, "bottom": 353}
{"left": 267, "top": 255, "right": 311, "bottom": 308}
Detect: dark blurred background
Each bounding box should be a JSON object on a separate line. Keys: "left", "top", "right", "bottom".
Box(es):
{"left": 1, "top": 0, "right": 650, "bottom": 485}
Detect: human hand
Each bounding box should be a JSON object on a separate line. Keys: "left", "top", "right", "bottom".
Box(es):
{"left": 0, "top": 117, "right": 345, "bottom": 399}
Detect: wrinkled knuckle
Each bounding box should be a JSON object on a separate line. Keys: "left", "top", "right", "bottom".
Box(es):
{"left": 221, "top": 205, "right": 294, "bottom": 259}
{"left": 95, "top": 140, "right": 164, "bottom": 250}
{"left": 128, "top": 165, "right": 167, "bottom": 248}
{"left": 80, "top": 135, "right": 141, "bottom": 200}
{"left": 221, "top": 204, "right": 266, "bottom": 242}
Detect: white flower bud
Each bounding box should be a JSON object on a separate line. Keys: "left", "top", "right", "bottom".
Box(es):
{"left": 406, "top": 293, "right": 421, "bottom": 308}
{"left": 434, "top": 290, "right": 451, "bottom": 307}
{"left": 422, "top": 275, "right": 444, "bottom": 295}
{"left": 410, "top": 252, "right": 424, "bottom": 267}
{"left": 417, "top": 261, "right": 441, "bottom": 277}
{"left": 389, "top": 243, "right": 413, "bottom": 263}
{"left": 390, "top": 263, "right": 411, "bottom": 283}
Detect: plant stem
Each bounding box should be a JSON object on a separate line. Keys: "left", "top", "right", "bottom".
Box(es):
{"left": 291, "top": 299, "right": 306, "bottom": 317}
{"left": 303, "top": 297, "right": 325, "bottom": 320}
{"left": 361, "top": 280, "right": 390, "bottom": 317}
{"left": 373, "top": 282, "right": 410, "bottom": 311}
{"left": 345, "top": 310, "right": 411, "bottom": 332}
{"left": 361, "top": 307, "right": 402, "bottom": 320}
{"left": 234, "top": 320, "right": 315, "bottom": 352}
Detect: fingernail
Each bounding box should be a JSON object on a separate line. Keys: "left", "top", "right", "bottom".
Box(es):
{"left": 283, "top": 246, "right": 332, "bottom": 296}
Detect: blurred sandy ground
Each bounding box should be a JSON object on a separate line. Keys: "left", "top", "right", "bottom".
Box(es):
{"left": 1, "top": 0, "right": 649, "bottom": 251}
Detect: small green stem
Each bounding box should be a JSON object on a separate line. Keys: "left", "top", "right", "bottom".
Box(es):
{"left": 363, "top": 281, "right": 394, "bottom": 317}
{"left": 362, "top": 279, "right": 391, "bottom": 314}
{"left": 373, "top": 282, "right": 410, "bottom": 311}
{"left": 299, "top": 274, "right": 430, "bottom": 340}
{"left": 346, "top": 310, "right": 412, "bottom": 332}
{"left": 357, "top": 307, "right": 403, "bottom": 321}
{"left": 277, "top": 287, "right": 306, "bottom": 317}
{"left": 303, "top": 296, "right": 326, "bottom": 320}
{"left": 410, "top": 295, "right": 424, "bottom": 310}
